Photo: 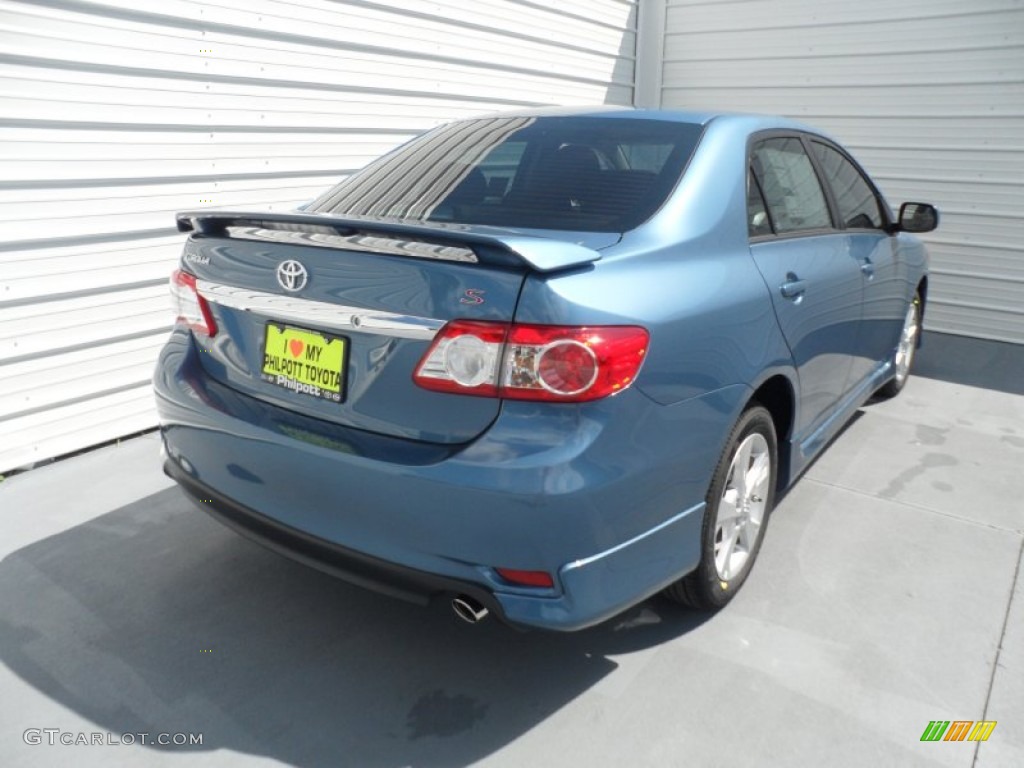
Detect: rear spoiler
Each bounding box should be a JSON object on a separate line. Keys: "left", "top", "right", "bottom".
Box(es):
{"left": 175, "top": 211, "right": 601, "bottom": 274}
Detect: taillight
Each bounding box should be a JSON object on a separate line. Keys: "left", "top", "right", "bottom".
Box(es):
{"left": 169, "top": 269, "right": 217, "bottom": 336}
{"left": 413, "top": 321, "right": 648, "bottom": 402}
{"left": 503, "top": 324, "right": 647, "bottom": 401}
{"left": 412, "top": 320, "right": 503, "bottom": 397}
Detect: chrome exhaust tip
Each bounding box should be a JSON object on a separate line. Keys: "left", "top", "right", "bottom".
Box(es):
{"left": 451, "top": 595, "right": 489, "bottom": 624}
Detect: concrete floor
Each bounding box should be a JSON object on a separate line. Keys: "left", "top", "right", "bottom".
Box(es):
{"left": 1, "top": 337, "right": 1022, "bottom": 767}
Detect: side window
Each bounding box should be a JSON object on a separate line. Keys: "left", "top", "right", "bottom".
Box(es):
{"left": 747, "top": 169, "right": 772, "bottom": 237}
{"left": 751, "top": 138, "right": 832, "bottom": 234}
{"left": 811, "top": 142, "right": 885, "bottom": 229}
{"left": 618, "top": 142, "right": 674, "bottom": 173}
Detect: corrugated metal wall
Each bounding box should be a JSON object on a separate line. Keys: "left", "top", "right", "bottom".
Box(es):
{"left": 659, "top": 0, "right": 1024, "bottom": 344}
{"left": 0, "top": 0, "right": 638, "bottom": 472}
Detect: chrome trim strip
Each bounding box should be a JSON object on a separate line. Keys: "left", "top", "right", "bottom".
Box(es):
{"left": 196, "top": 280, "right": 445, "bottom": 340}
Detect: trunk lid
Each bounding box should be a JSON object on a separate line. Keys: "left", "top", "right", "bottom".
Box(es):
{"left": 176, "top": 211, "right": 611, "bottom": 444}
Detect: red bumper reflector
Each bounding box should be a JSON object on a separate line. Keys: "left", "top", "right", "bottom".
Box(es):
{"left": 495, "top": 568, "right": 554, "bottom": 588}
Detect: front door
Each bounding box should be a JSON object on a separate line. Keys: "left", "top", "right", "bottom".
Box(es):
{"left": 809, "top": 139, "right": 906, "bottom": 387}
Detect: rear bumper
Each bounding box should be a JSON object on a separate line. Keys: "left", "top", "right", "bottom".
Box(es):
{"left": 155, "top": 331, "right": 738, "bottom": 630}
{"left": 164, "top": 455, "right": 704, "bottom": 630}
{"left": 164, "top": 457, "right": 507, "bottom": 619}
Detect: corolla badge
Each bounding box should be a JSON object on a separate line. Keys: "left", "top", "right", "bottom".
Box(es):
{"left": 183, "top": 249, "right": 209, "bottom": 266}
{"left": 276, "top": 260, "right": 308, "bottom": 292}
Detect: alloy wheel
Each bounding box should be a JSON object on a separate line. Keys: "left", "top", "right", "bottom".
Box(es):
{"left": 713, "top": 433, "right": 771, "bottom": 582}
{"left": 894, "top": 300, "right": 920, "bottom": 386}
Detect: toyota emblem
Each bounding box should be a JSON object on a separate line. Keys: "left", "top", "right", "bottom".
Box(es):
{"left": 276, "top": 260, "right": 308, "bottom": 292}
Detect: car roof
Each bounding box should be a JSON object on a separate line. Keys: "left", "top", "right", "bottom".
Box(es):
{"left": 468, "top": 104, "right": 828, "bottom": 139}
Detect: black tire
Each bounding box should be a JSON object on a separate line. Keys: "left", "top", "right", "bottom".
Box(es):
{"left": 664, "top": 405, "right": 778, "bottom": 610}
{"left": 876, "top": 293, "right": 922, "bottom": 400}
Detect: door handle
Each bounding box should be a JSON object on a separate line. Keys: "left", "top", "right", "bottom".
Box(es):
{"left": 860, "top": 257, "right": 875, "bottom": 278}
{"left": 780, "top": 276, "right": 807, "bottom": 299}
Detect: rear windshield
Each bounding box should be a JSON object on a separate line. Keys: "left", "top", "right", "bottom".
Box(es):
{"left": 309, "top": 116, "right": 704, "bottom": 232}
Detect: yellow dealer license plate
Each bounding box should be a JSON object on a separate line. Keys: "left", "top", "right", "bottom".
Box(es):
{"left": 261, "top": 323, "right": 346, "bottom": 403}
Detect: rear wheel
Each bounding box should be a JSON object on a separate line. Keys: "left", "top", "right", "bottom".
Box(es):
{"left": 876, "top": 293, "right": 921, "bottom": 399}
{"left": 664, "top": 405, "right": 777, "bottom": 610}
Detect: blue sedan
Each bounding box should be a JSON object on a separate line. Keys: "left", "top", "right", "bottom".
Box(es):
{"left": 156, "top": 107, "right": 937, "bottom": 631}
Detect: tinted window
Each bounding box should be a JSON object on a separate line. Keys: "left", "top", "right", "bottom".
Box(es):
{"left": 811, "top": 142, "right": 885, "bottom": 229}
{"left": 476, "top": 140, "right": 525, "bottom": 199}
{"left": 619, "top": 142, "right": 675, "bottom": 173}
{"left": 310, "top": 117, "right": 704, "bottom": 232}
{"left": 751, "top": 137, "right": 832, "bottom": 234}
{"left": 747, "top": 169, "right": 772, "bottom": 237}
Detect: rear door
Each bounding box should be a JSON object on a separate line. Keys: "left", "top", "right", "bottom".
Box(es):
{"left": 748, "top": 136, "right": 864, "bottom": 440}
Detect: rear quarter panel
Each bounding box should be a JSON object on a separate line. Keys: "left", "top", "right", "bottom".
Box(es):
{"left": 514, "top": 115, "right": 797, "bottom": 415}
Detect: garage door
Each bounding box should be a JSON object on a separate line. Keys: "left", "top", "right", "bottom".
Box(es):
{"left": 658, "top": 0, "right": 1024, "bottom": 344}
{"left": 0, "top": 0, "right": 638, "bottom": 472}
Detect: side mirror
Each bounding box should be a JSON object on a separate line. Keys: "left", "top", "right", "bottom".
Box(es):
{"left": 895, "top": 202, "right": 939, "bottom": 233}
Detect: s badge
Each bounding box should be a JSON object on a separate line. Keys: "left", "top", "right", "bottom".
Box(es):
{"left": 460, "top": 289, "right": 486, "bottom": 305}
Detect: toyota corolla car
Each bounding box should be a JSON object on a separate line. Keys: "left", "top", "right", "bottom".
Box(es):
{"left": 155, "top": 107, "right": 937, "bottom": 631}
